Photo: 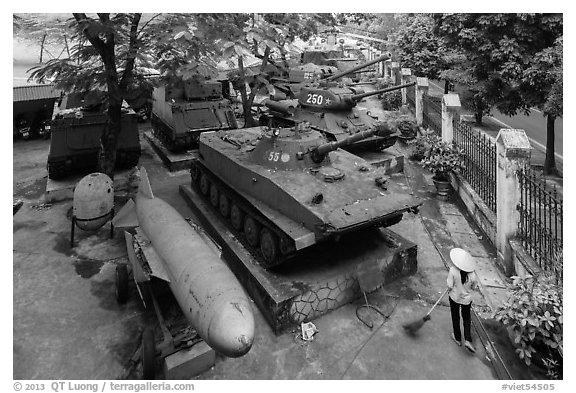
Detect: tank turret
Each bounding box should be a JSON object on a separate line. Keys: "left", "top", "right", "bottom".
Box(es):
{"left": 190, "top": 123, "right": 421, "bottom": 268}
{"left": 295, "top": 81, "right": 416, "bottom": 112}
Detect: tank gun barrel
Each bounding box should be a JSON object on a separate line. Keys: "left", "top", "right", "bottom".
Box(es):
{"left": 323, "top": 53, "right": 391, "bottom": 82}
{"left": 312, "top": 128, "right": 380, "bottom": 161}
{"left": 351, "top": 81, "right": 416, "bottom": 102}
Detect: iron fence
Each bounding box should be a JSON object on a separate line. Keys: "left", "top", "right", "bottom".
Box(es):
{"left": 453, "top": 119, "right": 497, "bottom": 213}
{"left": 517, "top": 166, "right": 563, "bottom": 275}
{"left": 423, "top": 95, "right": 442, "bottom": 136}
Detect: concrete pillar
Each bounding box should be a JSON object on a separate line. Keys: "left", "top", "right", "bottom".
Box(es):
{"left": 401, "top": 68, "right": 411, "bottom": 106}
{"left": 496, "top": 129, "right": 532, "bottom": 275}
{"left": 415, "top": 77, "right": 429, "bottom": 126}
{"left": 441, "top": 94, "right": 461, "bottom": 143}
{"left": 383, "top": 59, "right": 391, "bottom": 78}
{"left": 391, "top": 62, "right": 400, "bottom": 85}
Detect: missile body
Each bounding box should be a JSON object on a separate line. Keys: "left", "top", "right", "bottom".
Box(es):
{"left": 114, "top": 168, "right": 254, "bottom": 357}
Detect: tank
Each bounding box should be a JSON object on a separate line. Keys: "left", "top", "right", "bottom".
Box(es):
{"left": 47, "top": 108, "right": 140, "bottom": 180}
{"left": 150, "top": 78, "right": 238, "bottom": 152}
{"left": 190, "top": 122, "right": 421, "bottom": 269}
{"left": 261, "top": 58, "right": 416, "bottom": 152}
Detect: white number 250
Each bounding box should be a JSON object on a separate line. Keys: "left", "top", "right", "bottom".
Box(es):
{"left": 306, "top": 93, "right": 324, "bottom": 105}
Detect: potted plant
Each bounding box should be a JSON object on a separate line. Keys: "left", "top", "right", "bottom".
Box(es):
{"left": 411, "top": 132, "right": 439, "bottom": 161}
{"left": 421, "top": 138, "right": 464, "bottom": 200}
{"left": 396, "top": 117, "right": 419, "bottom": 142}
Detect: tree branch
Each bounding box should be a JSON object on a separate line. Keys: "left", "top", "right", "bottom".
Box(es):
{"left": 119, "top": 13, "right": 142, "bottom": 91}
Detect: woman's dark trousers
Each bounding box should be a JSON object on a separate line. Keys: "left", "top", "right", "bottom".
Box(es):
{"left": 449, "top": 297, "right": 472, "bottom": 342}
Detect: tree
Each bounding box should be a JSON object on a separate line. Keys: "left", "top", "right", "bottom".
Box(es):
{"left": 432, "top": 14, "right": 562, "bottom": 174}
{"left": 393, "top": 14, "right": 455, "bottom": 92}
{"left": 26, "top": 13, "right": 218, "bottom": 177}
{"left": 520, "top": 36, "right": 563, "bottom": 175}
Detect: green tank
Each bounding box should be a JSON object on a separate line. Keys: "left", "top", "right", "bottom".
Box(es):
{"left": 261, "top": 58, "right": 415, "bottom": 152}
{"left": 47, "top": 109, "right": 140, "bottom": 180}
{"left": 150, "top": 78, "right": 238, "bottom": 152}
{"left": 190, "top": 122, "right": 421, "bottom": 269}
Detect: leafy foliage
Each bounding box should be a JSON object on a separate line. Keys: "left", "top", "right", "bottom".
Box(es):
{"left": 494, "top": 273, "right": 563, "bottom": 379}
{"left": 420, "top": 137, "right": 464, "bottom": 180}
{"left": 393, "top": 14, "right": 447, "bottom": 80}
{"left": 432, "top": 13, "right": 563, "bottom": 121}
{"left": 376, "top": 78, "right": 402, "bottom": 111}
{"left": 411, "top": 131, "right": 439, "bottom": 161}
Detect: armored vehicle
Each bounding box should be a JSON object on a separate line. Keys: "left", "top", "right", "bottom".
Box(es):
{"left": 260, "top": 54, "right": 415, "bottom": 152}
{"left": 47, "top": 109, "right": 140, "bottom": 179}
{"left": 190, "top": 123, "right": 421, "bottom": 269}
{"left": 150, "top": 78, "right": 238, "bottom": 152}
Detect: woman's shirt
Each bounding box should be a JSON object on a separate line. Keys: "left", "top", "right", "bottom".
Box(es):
{"left": 447, "top": 266, "right": 478, "bottom": 305}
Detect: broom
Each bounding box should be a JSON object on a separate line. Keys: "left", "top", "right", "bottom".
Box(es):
{"left": 402, "top": 288, "right": 449, "bottom": 335}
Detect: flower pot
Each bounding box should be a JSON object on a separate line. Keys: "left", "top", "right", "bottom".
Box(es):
{"left": 432, "top": 175, "right": 451, "bottom": 200}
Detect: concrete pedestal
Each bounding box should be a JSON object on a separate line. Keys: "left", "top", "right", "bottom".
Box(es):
{"left": 163, "top": 341, "right": 216, "bottom": 380}
{"left": 144, "top": 131, "right": 198, "bottom": 172}
{"left": 179, "top": 183, "right": 418, "bottom": 334}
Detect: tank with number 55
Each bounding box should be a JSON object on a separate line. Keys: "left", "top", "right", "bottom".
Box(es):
{"left": 190, "top": 122, "right": 421, "bottom": 269}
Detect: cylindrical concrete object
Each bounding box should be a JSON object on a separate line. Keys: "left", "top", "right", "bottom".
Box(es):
{"left": 136, "top": 192, "right": 255, "bottom": 357}
{"left": 73, "top": 173, "right": 114, "bottom": 231}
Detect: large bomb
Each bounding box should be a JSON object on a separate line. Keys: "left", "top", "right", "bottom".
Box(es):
{"left": 73, "top": 173, "right": 114, "bottom": 231}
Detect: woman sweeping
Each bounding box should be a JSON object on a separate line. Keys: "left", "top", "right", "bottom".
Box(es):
{"left": 447, "top": 248, "right": 479, "bottom": 353}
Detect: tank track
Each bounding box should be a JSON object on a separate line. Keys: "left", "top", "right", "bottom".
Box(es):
{"left": 190, "top": 160, "right": 298, "bottom": 269}
{"left": 151, "top": 114, "right": 198, "bottom": 153}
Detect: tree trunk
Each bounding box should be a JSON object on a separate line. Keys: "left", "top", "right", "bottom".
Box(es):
{"left": 444, "top": 80, "right": 450, "bottom": 94}
{"left": 474, "top": 95, "right": 483, "bottom": 125}
{"left": 236, "top": 57, "right": 256, "bottom": 128}
{"left": 544, "top": 114, "right": 558, "bottom": 176}
{"left": 98, "top": 105, "right": 121, "bottom": 179}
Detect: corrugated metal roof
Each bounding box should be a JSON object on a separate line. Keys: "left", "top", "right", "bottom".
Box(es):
{"left": 13, "top": 84, "right": 60, "bottom": 102}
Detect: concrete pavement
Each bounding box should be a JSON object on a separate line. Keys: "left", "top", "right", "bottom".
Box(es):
{"left": 12, "top": 124, "right": 540, "bottom": 380}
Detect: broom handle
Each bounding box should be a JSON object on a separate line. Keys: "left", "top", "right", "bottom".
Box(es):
{"left": 425, "top": 288, "right": 449, "bottom": 317}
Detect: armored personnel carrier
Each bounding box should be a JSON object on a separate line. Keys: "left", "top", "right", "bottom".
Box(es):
{"left": 150, "top": 77, "right": 238, "bottom": 152}
{"left": 47, "top": 108, "right": 140, "bottom": 179}
{"left": 190, "top": 123, "right": 421, "bottom": 269}
{"left": 260, "top": 54, "right": 415, "bottom": 152}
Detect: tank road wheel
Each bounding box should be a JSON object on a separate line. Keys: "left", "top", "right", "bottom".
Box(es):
{"left": 243, "top": 216, "right": 261, "bottom": 247}
{"left": 209, "top": 184, "right": 219, "bottom": 207}
{"left": 219, "top": 194, "right": 231, "bottom": 218}
{"left": 115, "top": 264, "right": 129, "bottom": 304}
{"left": 141, "top": 328, "right": 155, "bottom": 379}
{"left": 199, "top": 174, "right": 210, "bottom": 196}
{"left": 260, "top": 228, "right": 279, "bottom": 266}
{"left": 190, "top": 165, "right": 200, "bottom": 186}
{"left": 230, "top": 204, "right": 245, "bottom": 231}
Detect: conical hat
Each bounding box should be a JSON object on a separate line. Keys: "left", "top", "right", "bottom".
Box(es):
{"left": 449, "top": 248, "right": 476, "bottom": 272}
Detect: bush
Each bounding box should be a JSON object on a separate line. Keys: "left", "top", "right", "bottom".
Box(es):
{"left": 411, "top": 132, "right": 439, "bottom": 161}
{"left": 397, "top": 117, "right": 418, "bottom": 139}
{"left": 494, "top": 273, "right": 563, "bottom": 379}
{"left": 376, "top": 79, "right": 402, "bottom": 111}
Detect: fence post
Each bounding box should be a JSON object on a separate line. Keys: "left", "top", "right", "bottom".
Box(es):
{"left": 415, "top": 77, "right": 429, "bottom": 126}
{"left": 383, "top": 59, "right": 391, "bottom": 78}
{"left": 441, "top": 94, "right": 461, "bottom": 143}
{"left": 496, "top": 129, "right": 532, "bottom": 276}
{"left": 401, "top": 68, "right": 412, "bottom": 106}
{"left": 391, "top": 62, "right": 400, "bottom": 85}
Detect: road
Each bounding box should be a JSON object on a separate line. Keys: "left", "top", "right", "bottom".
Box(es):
{"left": 490, "top": 109, "right": 563, "bottom": 158}
{"left": 428, "top": 80, "right": 563, "bottom": 165}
